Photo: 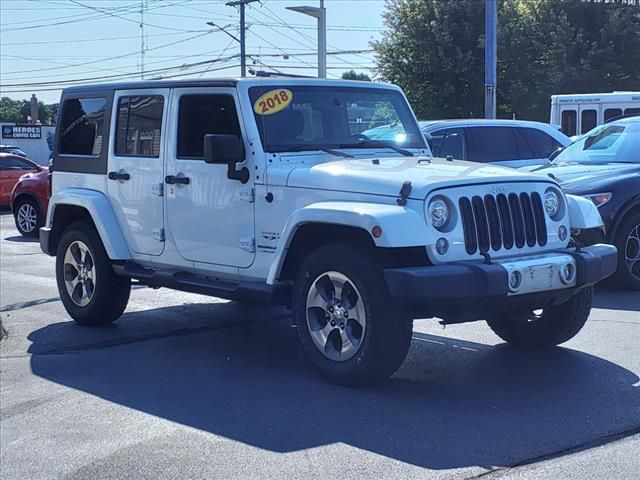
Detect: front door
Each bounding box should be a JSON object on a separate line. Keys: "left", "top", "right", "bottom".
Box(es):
{"left": 107, "top": 89, "right": 168, "bottom": 256}
{"left": 165, "top": 88, "right": 255, "bottom": 268}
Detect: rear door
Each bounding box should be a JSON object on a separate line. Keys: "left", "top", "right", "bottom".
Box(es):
{"left": 106, "top": 89, "right": 168, "bottom": 256}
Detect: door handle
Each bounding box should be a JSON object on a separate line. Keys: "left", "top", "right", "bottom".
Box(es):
{"left": 165, "top": 175, "right": 190, "bottom": 185}
{"left": 108, "top": 171, "right": 130, "bottom": 181}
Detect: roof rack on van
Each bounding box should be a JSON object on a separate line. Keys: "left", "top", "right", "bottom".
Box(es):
{"left": 248, "top": 69, "right": 313, "bottom": 79}
{"left": 604, "top": 113, "right": 640, "bottom": 124}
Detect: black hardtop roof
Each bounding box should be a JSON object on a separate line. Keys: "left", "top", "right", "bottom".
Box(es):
{"left": 62, "top": 78, "right": 240, "bottom": 95}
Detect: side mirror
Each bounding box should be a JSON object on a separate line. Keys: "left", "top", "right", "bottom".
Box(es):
{"left": 548, "top": 146, "right": 564, "bottom": 163}
{"left": 203, "top": 134, "right": 250, "bottom": 184}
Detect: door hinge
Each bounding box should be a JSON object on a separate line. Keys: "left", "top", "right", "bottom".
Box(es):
{"left": 152, "top": 228, "right": 165, "bottom": 242}
{"left": 239, "top": 188, "right": 255, "bottom": 203}
{"left": 239, "top": 237, "right": 255, "bottom": 253}
{"left": 152, "top": 183, "right": 164, "bottom": 196}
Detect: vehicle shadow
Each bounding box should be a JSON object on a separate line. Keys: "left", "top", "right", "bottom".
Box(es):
{"left": 3, "top": 235, "right": 38, "bottom": 243}
{"left": 592, "top": 287, "right": 640, "bottom": 312}
{"left": 28, "top": 304, "right": 640, "bottom": 470}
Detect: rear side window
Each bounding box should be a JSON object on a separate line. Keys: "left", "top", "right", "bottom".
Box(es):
{"left": 427, "top": 127, "right": 465, "bottom": 159}
{"left": 561, "top": 110, "right": 577, "bottom": 136}
{"left": 604, "top": 108, "right": 622, "bottom": 122}
{"left": 177, "top": 95, "right": 241, "bottom": 160}
{"left": 581, "top": 110, "right": 597, "bottom": 134}
{"left": 115, "top": 95, "right": 164, "bottom": 157}
{"left": 624, "top": 107, "right": 640, "bottom": 116}
{"left": 520, "top": 128, "right": 562, "bottom": 158}
{"left": 466, "top": 126, "right": 517, "bottom": 163}
{"left": 60, "top": 98, "right": 106, "bottom": 155}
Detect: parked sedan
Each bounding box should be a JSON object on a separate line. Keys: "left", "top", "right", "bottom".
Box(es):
{"left": 420, "top": 119, "right": 571, "bottom": 168}
{"left": 0, "top": 144, "right": 28, "bottom": 157}
{"left": 530, "top": 117, "right": 640, "bottom": 289}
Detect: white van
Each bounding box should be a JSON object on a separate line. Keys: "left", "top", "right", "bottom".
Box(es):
{"left": 550, "top": 92, "right": 640, "bottom": 137}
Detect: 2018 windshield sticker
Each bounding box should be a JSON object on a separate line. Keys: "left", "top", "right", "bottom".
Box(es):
{"left": 253, "top": 89, "right": 293, "bottom": 115}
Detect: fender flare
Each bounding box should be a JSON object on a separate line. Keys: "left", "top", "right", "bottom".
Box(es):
{"left": 610, "top": 198, "right": 640, "bottom": 240}
{"left": 47, "top": 188, "right": 131, "bottom": 260}
{"left": 266, "top": 201, "right": 428, "bottom": 284}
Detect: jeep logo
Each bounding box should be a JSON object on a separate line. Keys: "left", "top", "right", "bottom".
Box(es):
{"left": 491, "top": 185, "right": 509, "bottom": 194}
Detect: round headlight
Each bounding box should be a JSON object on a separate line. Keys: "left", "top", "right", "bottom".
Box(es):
{"left": 544, "top": 189, "right": 561, "bottom": 219}
{"left": 428, "top": 197, "right": 450, "bottom": 230}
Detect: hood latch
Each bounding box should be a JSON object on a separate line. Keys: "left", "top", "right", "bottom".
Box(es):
{"left": 396, "top": 181, "right": 412, "bottom": 206}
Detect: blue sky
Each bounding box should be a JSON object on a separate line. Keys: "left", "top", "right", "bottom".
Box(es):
{"left": 0, "top": 0, "right": 387, "bottom": 103}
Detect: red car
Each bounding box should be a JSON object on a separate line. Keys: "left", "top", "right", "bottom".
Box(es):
{"left": 3, "top": 154, "right": 50, "bottom": 237}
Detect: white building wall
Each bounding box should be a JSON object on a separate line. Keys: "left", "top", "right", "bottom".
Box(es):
{"left": 0, "top": 123, "right": 56, "bottom": 166}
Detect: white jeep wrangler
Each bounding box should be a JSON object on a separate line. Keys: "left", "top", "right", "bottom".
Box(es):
{"left": 41, "top": 78, "right": 617, "bottom": 385}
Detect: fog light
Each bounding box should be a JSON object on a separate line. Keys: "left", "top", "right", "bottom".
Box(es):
{"left": 560, "top": 263, "right": 576, "bottom": 284}
{"left": 436, "top": 237, "right": 449, "bottom": 255}
{"left": 559, "top": 225, "right": 568, "bottom": 242}
{"left": 509, "top": 270, "right": 523, "bottom": 292}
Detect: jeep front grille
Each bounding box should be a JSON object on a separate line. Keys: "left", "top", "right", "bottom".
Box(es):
{"left": 459, "top": 192, "right": 547, "bottom": 255}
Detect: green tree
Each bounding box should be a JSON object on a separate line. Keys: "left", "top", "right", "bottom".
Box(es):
{"left": 374, "top": 0, "right": 640, "bottom": 122}
{"left": 342, "top": 70, "right": 372, "bottom": 81}
{"left": 0, "top": 97, "right": 56, "bottom": 124}
{"left": 0, "top": 97, "right": 25, "bottom": 123}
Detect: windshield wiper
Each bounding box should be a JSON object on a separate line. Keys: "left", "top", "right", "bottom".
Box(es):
{"left": 339, "top": 139, "right": 414, "bottom": 157}
{"left": 284, "top": 145, "right": 354, "bottom": 158}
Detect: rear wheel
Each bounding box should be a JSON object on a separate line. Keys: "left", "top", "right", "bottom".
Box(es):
{"left": 612, "top": 213, "right": 640, "bottom": 290}
{"left": 14, "top": 198, "right": 42, "bottom": 237}
{"left": 292, "top": 243, "right": 413, "bottom": 386}
{"left": 486, "top": 287, "right": 592, "bottom": 348}
{"left": 56, "top": 221, "right": 131, "bottom": 325}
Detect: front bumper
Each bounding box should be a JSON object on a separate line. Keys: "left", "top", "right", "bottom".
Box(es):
{"left": 384, "top": 244, "right": 617, "bottom": 320}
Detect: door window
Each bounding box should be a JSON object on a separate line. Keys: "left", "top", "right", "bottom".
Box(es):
{"left": 561, "top": 110, "right": 577, "bottom": 136}
{"left": 604, "top": 108, "right": 622, "bottom": 122}
{"left": 624, "top": 107, "right": 640, "bottom": 116}
{"left": 466, "top": 126, "right": 518, "bottom": 163}
{"left": 115, "top": 95, "right": 164, "bottom": 157}
{"left": 0, "top": 155, "right": 35, "bottom": 170}
{"left": 581, "top": 109, "right": 597, "bottom": 133}
{"left": 520, "top": 128, "right": 563, "bottom": 158}
{"left": 427, "top": 128, "right": 465, "bottom": 159}
{"left": 177, "top": 95, "right": 242, "bottom": 161}
{"left": 59, "top": 98, "right": 106, "bottom": 156}
{"left": 513, "top": 129, "right": 537, "bottom": 159}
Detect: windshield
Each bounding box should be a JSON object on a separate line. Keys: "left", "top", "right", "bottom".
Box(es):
{"left": 555, "top": 123, "right": 640, "bottom": 164}
{"left": 248, "top": 85, "right": 426, "bottom": 153}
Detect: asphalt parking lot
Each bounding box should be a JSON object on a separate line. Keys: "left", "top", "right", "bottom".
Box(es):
{"left": 0, "top": 210, "right": 638, "bottom": 480}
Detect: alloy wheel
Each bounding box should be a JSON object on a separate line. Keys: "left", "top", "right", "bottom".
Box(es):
{"left": 17, "top": 203, "right": 37, "bottom": 233}
{"left": 625, "top": 223, "right": 640, "bottom": 280}
{"left": 306, "top": 271, "right": 366, "bottom": 361}
{"left": 63, "top": 240, "right": 96, "bottom": 307}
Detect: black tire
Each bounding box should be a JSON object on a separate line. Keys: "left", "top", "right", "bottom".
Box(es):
{"left": 292, "top": 242, "right": 413, "bottom": 386}
{"left": 13, "top": 197, "right": 42, "bottom": 237}
{"left": 611, "top": 212, "right": 640, "bottom": 290}
{"left": 56, "top": 221, "right": 131, "bottom": 325}
{"left": 486, "top": 287, "right": 593, "bottom": 348}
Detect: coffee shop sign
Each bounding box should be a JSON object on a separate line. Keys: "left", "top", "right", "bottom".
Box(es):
{"left": 2, "top": 125, "right": 42, "bottom": 139}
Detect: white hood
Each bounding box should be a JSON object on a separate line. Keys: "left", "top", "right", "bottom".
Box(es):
{"left": 267, "top": 156, "right": 549, "bottom": 199}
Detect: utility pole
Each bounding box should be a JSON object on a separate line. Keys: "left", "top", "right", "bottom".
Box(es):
{"left": 287, "top": 0, "right": 327, "bottom": 78}
{"left": 226, "top": 0, "right": 260, "bottom": 77}
{"left": 140, "top": 0, "right": 146, "bottom": 80}
{"left": 484, "top": 0, "right": 497, "bottom": 119}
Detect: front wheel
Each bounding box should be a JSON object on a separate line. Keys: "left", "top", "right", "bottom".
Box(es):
{"left": 612, "top": 213, "right": 640, "bottom": 290}
{"left": 14, "top": 197, "right": 42, "bottom": 237}
{"left": 292, "top": 243, "right": 413, "bottom": 386}
{"left": 56, "top": 221, "right": 131, "bottom": 325}
{"left": 486, "top": 287, "right": 593, "bottom": 348}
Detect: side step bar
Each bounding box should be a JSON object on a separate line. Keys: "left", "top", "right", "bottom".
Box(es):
{"left": 112, "top": 262, "right": 290, "bottom": 305}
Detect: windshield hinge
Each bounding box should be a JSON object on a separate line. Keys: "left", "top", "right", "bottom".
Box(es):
{"left": 396, "top": 181, "right": 412, "bottom": 206}
{"left": 240, "top": 188, "right": 255, "bottom": 203}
